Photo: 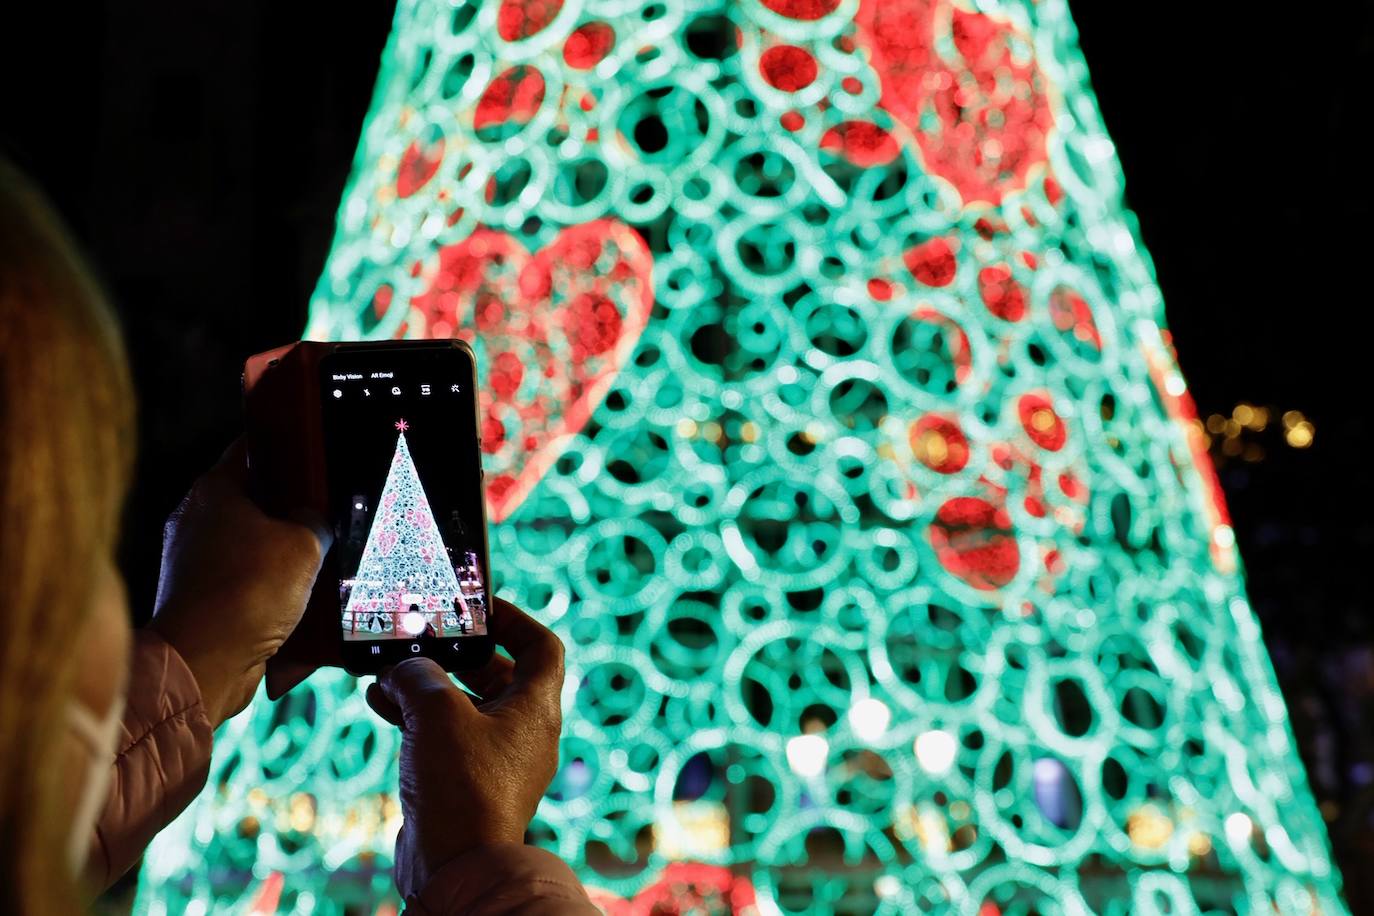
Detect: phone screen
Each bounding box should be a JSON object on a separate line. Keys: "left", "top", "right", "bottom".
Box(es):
{"left": 318, "top": 343, "right": 493, "bottom": 673}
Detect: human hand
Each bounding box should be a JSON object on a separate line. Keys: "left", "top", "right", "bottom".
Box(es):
{"left": 365, "top": 599, "right": 565, "bottom": 897}
{"left": 150, "top": 440, "right": 330, "bottom": 727}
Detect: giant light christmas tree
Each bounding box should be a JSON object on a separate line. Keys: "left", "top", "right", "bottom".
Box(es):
{"left": 138, "top": 0, "right": 1345, "bottom": 913}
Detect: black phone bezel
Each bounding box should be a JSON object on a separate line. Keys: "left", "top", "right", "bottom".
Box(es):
{"left": 318, "top": 340, "right": 495, "bottom": 676}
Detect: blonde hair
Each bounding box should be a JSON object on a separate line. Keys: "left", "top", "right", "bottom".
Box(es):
{"left": 0, "top": 158, "right": 135, "bottom": 913}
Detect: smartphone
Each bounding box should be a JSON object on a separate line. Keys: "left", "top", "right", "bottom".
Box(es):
{"left": 317, "top": 340, "right": 495, "bottom": 675}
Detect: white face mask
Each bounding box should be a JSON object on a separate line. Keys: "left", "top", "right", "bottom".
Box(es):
{"left": 65, "top": 696, "right": 125, "bottom": 874}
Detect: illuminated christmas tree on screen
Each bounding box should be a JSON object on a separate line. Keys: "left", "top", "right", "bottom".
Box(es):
{"left": 343, "top": 424, "right": 473, "bottom": 639}
{"left": 138, "top": 0, "right": 1346, "bottom": 913}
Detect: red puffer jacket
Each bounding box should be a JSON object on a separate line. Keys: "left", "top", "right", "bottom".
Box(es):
{"left": 91, "top": 630, "right": 598, "bottom": 915}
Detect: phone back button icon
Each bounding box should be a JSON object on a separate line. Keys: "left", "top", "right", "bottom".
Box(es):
{"left": 452, "top": 642, "right": 461, "bottom": 651}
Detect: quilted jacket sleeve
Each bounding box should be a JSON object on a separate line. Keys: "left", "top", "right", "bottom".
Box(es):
{"left": 406, "top": 844, "right": 601, "bottom": 915}
{"left": 89, "top": 628, "right": 214, "bottom": 889}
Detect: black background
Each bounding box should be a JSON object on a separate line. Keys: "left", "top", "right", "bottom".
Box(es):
{"left": 3, "top": 1, "right": 1372, "bottom": 907}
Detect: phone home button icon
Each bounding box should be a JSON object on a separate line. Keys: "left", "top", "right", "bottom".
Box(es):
{"left": 411, "top": 643, "right": 421, "bottom": 653}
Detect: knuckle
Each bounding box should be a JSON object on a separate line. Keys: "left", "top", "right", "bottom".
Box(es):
{"left": 163, "top": 495, "right": 193, "bottom": 539}
{"left": 287, "top": 526, "right": 323, "bottom": 565}
{"left": 538, "top": 692, "right": 564, "bottom": 730}
{"left": 189, "top": 472, "right": 222, "bottom": 502}
{"left": 434, "top": 690, "right": 469, "bottom": 721}
{"left": 543, "top": 630, "right": 567, "bottom": 671}
{"left": 174, "top": 477, "right": 216, "bottom": 518}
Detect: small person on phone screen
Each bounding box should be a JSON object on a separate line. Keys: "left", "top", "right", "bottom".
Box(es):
{"left": 0, "top": 157, "right": 599, "bottom": 914}
{"left": 454, "top": 592, "right": 472, "bottom": 634}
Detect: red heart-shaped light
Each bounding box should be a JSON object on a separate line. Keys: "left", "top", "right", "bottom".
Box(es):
{"left": 412, "top": 218, "right": 654, "bottom": 523}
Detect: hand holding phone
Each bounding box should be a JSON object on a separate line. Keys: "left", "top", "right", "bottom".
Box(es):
{"left": 244, "top": 340, "right": 496, "bottom": 690}
{"left": 149, "top": 441, "right": 330, "bottom": 727}
{"left": 365, "top": 598, "right": 565, "bottom": 898}
{"left": 319, "top": 342, "right": 495, "bottom": 675}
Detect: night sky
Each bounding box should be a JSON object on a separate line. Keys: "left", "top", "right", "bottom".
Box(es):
{"left": 3, "top": 1, "right": 1371, "bottom": 907}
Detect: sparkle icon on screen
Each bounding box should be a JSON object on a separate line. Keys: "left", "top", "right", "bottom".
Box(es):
{"left": 394, "top": 418, "right": 409, "bottom": 432}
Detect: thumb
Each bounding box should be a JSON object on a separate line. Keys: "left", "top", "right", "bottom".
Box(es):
{"left": 377, "top": 658, "right": 474, "bottom": 728}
